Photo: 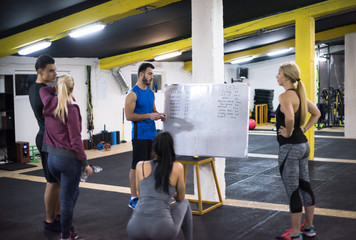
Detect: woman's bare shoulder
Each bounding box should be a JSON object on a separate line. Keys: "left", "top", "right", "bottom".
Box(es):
{"left": 172, "top": 161, "right": 183, "bottom": 173}
{"left": 173, "top": 161, "right": 183, "bottom": 168}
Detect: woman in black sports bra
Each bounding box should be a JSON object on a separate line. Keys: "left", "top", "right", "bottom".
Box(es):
{"left": 275, "top": 62, "right": 321, "bottom": 240}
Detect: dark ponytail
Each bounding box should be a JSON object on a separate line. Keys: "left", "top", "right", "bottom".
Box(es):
{"left": 152, "top": 131, "right": 176, "bottom": 193}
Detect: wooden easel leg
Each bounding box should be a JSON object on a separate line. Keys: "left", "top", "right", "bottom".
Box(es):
{"left": 196, "top": 164, "right": 203, "bottom": 214}
{"left": 183, "top": 164, "right": 187, "bottom": 183}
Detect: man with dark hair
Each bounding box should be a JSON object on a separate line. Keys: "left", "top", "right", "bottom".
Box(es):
{"left": 125, "top": 62, "right": 167, "bottom": 209}
{"left": 29, "top": 54, "right": 61, "bottom": 232}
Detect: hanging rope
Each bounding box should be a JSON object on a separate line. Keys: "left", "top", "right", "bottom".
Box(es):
{"left": 86, "top": 65, "right": 94, "bottom": 137}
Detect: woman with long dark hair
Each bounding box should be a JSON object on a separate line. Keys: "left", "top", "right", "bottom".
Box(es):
{"left": 275, "top": 62, "right": 321, "bottom": 240}
{"left": 127, "top": 131, "right": 193, "bottom": 240}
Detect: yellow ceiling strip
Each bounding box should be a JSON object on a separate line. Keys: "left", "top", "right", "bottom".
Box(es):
{"left": 184, "top": 23, "right": 356, "bottom": 71}
{"left": 0, "top": 0, "right": 181, "bottom": 57}
{"left": 101, "top": 0, "right": 356, "bottom": 69}
{"left": 224, "top": 0, "right": 356, "bottom": 40}
{"left": 99, "top": 38, "right": 192, "bottom": 70}
{"left": 316, "top": 23, "right": 356, "bottom": 42}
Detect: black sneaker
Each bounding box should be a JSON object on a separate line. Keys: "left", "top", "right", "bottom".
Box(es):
{"left": 43, "top": 217, "right": 61, "bottom": 233}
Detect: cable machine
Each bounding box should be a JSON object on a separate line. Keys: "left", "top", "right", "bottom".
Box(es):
{"left": 316, "top": 43, "right": 344, "bottom": 129}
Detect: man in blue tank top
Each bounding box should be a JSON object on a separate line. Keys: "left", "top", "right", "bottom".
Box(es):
{"left": 125, "top": 63, "right": 167, "bottom": 209}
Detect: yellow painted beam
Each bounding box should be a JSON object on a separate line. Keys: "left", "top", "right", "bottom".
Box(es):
{"left": 184, "top": 23, "right": 356, "bottom": 71}
{"left": 184, "top": 61, "right": 193, "bottom": 71}
{"left": 99, "top": 38, "right": 192, "bottom": 70}
{"left": 316, "top": 23, "right": 356, "bottom": 42}
{"left": 103, "top": 0, "right": 356, "bottom": 69}
{"left": 0, "top": 0, "right": 181, "bottom": 57}
{"left": 224, "top": 0, "right": 356, "bottom": 40}
{"left": 295, "top": 15, "right": 316, "bottom": 160}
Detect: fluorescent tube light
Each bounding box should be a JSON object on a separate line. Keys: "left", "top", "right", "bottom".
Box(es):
{"left": 154, "top": 51, "right": 182, "bottom": 61}
{"left": 267, "top": 48, "right": 293, "bottom": 56}
{"left": 318, "top": 56, "right": 327, "bottom": 62}
{"left": 69, "top": 23, "right": 106, "bottom": 38}
{"left": 18, "top": 40, "right": 52, "bottom": 55}
{"left": 230, "top": 56, "right": 253, "bottom": 64}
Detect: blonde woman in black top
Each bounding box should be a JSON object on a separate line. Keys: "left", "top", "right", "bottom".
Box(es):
{"left": 275, "top": 62, "right": 321, "bottom": 240}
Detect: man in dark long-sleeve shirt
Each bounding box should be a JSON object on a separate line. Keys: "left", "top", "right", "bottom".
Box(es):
{"left": 29, "top": 55, "right": 61, "bottom": 233}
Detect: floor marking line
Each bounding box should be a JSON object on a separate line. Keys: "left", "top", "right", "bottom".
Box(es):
{"left": 312, "top": 157, "right": 356, "bottom": 164}
{"left": 223, "top": 199, "right": 356, "bottom": 219}
{"left": 79, "top": 181, "right": 131, "bottom": 194}
{"left": 7, "top": 173, "right": 47, "bottom": 183}
{"left": 315, "top": 135, "right": 345, "bottom": 139}
{"left": 6, "top": 173, "right": 356, "bottom": 220}
{"left": 248, "top": 153, "right": 278, "bottom": 159}
{"left": 247, "top": 153, "right": 356, "bottom": 163}
{"left": 6, "top": 173, "right": 131, "bottom": 194}
{"left": 249, "top": 131, "right": 349, "bottom": 139}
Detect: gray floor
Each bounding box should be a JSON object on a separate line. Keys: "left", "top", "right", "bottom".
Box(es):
{"left": 1, "top": 129, "right": 356, "bottom": 240}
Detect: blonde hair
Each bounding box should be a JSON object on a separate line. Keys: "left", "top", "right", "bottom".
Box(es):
{"left": 279, "top": 62, "right": 308, "bottom": 126}
{"left": 54, "top": 75, "right": 74, "bottom": 123}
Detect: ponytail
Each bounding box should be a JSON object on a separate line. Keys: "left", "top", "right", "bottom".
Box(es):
{"left": 152, "top": 132, "right": 176, "bottom": 194}
{"left": 53, "top": 75, "right": 74, "bottom": 123}
{"left": 279, "top": 62, "right": 308, "bottom": 126}
{"left": 296, "top": 80, "right": 308, "bottom": 127}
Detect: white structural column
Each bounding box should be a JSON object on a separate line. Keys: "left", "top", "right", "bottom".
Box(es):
{"left": 344, "top": 33, "right": 356, "bottom": 139}
{"left": 191, "top": 0, "right": 226, "bottom": 201}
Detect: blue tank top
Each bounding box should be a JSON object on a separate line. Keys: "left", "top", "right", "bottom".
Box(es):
{"left": 130, "top": 85, "right": 156, "bottom": 140}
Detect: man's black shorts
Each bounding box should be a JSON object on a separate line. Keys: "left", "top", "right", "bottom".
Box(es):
{"left": 131, "top": 139, "right": 153, "bottom": 169}
{"left": 36, "top": 133, "right": 58, "bottom": 183}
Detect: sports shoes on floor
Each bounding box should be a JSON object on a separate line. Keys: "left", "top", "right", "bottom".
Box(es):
{"left": 60, "top": 234, "right": 85, "bottom": 240}
{"left": 128, "top": 197, "right": 138, "bottom": 210}
{"left": 301, "top": 225, "right": 316, "bottom": 237}
{"left": 71, "top": 226, "right": 79, "bottom": 240}
{"left": 60, "top": 228, "right": 85, "bottom": 240}
{"left": 43, "top": 215, "right": 61, "bottom": 233}
{"left": 276, "top": 229, "right": 303, "bottom": 240}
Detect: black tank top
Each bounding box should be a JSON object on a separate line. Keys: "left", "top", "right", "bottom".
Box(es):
{"left": 276, "top": 89, "right": 307, "bottom": 146}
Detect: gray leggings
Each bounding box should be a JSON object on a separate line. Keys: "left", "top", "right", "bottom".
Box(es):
{"left": 127, "top": 198, "right": 193, "bottom": 240}
{"left": 278, "top": 143, "right": 315, "bottom": 213}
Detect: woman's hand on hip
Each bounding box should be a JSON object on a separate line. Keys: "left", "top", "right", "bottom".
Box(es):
{"left": 278, "top": 126, "right": 293, "bottom": 138}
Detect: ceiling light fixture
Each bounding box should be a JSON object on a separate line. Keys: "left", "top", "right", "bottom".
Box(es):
{"left": 154, "top": 51, "right": 182, "bottom": 61}
{"left": 267, "top": 48, "right": 293, "bottom": 56}
{"left": 18, "top": 40, "right": 52, "bottom": 55}
{"left": 318, "top": 56, "right": 328, "bottom": 62}
{"left": 69, "top": 23, "right": 106, "bottom": 38}
{"left": 230, "top": 56, "right": 254, "bottom": 64}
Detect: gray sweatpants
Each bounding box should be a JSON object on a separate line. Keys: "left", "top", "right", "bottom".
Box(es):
{"left": 127, "top": 198, "right": 193, "bottom": 240}
{"left": 278, "top": 143, "right": 315, "bottom": 213}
